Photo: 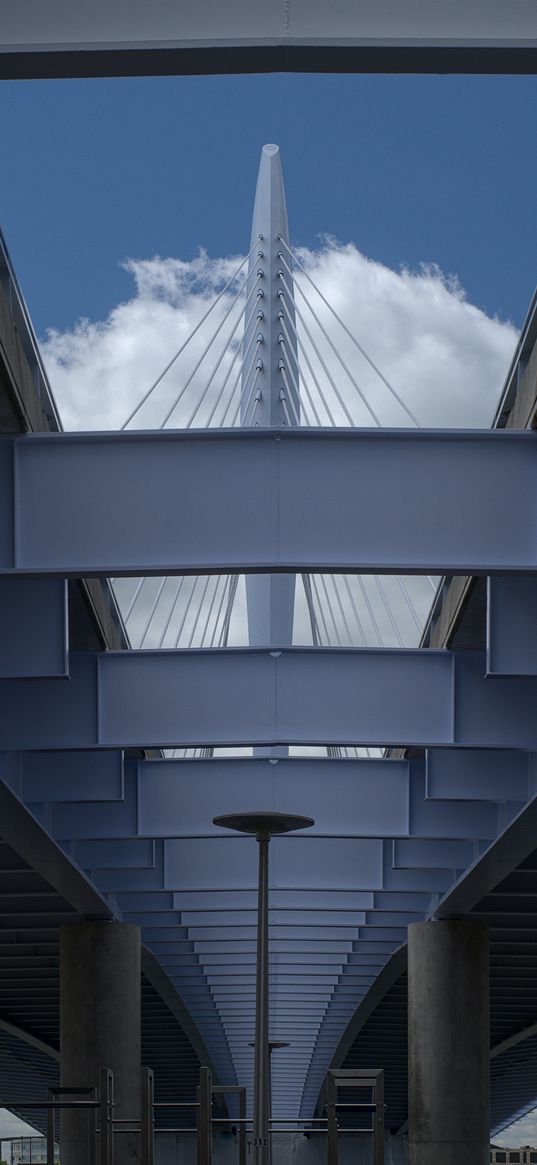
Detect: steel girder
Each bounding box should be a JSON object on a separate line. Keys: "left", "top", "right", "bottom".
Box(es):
{"left": 0, "top": 579, "right": 67, "bottom": 677}
{"left": 2, "top": 754, "right": 507, "bottom": 845}
{"left": 2, "top": 0, "right": 537, "bottom": 78}
{"left": 3, "top": 647, "right": 537, "bottom": 749}
{"left": 0, "top": 430, "right": 537, "bottom": 576}
{"left": 487, "top": 576, "right": 537, "bottom": 675}
{"left": 1, "top": 576, "right": 536, "bottom": 705}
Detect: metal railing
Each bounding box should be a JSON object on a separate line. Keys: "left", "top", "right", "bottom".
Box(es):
{"left": 0, "top": 1064, "right": 384, "bottom": 1165}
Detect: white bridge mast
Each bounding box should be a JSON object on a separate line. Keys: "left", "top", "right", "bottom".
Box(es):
{"left": 241, "top": 144, "right": 299, "bottom": 651}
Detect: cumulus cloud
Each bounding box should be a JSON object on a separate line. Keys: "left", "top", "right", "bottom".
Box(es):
{"left": 293, "top": 240, "right": 517, "bottom": 427}
{"left": 41, "top": 250, "right": 247, "bottom": 431}
{"left": 41, "top": 240, "right": 517, "bottom": 433}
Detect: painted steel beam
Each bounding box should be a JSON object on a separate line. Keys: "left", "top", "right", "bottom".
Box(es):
{"left": 409, "top": 764, "right": 498, "bottom": 838}
{"left": 3, "top": 647, "right": 537, "bottom": 749}
{"left": 0, "top": 780, "right": 113, "bottom": 920}
{"left": 0, "top": 579, "right": 67, "bottom": 677}
{"left": 45, "top": 755, "right": 497, "bottom": 843}
{"left": 487, "top": 576, "right": 537, "bottom": 676}
{"left": 426, "top": 748, "right": 534, "bottom": 802}
{"left": 44, "top": 780, "right": 496, "bottom": 903}
{"left": 1, "top": 430, "right": 537, "bottom": 576}
{"left": 136, "top": 756, "right": 411, "bottom": 838}
{"left": 68, "top": 838, "right": 156, "bottom": 870}
{"left": 1, "top": 750, "right": 124, "bottom": 802}
{"left": 392, "top": 838, "right": 477, "bottom": 870}
{"left": 2, "top": 1, "right": 536, "bottom": 78}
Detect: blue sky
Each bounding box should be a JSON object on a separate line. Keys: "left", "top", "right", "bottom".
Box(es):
{"left": 0, "top": 73, "right": 536, "bottom": 336}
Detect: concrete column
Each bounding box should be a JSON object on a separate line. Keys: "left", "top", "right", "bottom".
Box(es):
{"left": 60, "top": 921, "right": 141, "bottom": 1165}
{"left": 408, "top": 919, "right": 489, "bottom": 1165}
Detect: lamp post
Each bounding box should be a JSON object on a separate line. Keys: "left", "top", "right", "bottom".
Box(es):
{"left": 213, "top": 812, "right": 314, "bottom": 1165}
{"left": 248, "top": 1039, "right": 290, "bottom": 1136}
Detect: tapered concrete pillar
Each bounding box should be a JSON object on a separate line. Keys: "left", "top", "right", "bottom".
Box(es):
{"left": 60, "top": 922, "right": 141, "bottom": 1165}
{"left": 408, "top": 920, "right": 489, "bottom": 1165}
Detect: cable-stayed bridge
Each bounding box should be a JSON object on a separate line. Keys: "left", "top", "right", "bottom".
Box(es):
{"left": 0, "top": 143, "right": 537, "bottom": 1162}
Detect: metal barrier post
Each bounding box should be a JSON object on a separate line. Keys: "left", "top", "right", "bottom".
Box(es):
{"left": 48, "top": 1083, "right": 97, "bottom": 1165}
{"left": 373, "top": 1072, "right": 384, "bottom": 1165}
{"left": 325, "top": 1069, "right": 384, "bottom": 1165}
{"left": 141, "top": 1067, "right": 155, "bottom": 1165}
{"left": 197, "top": 1067, "right": 212, "bottom": 1165}
{"left": 238, "top": 1085, "right": 246, "bottom": 1165}
{"left": 99, "top": 1067, "right": 114, "bottom": 1165}
{"left": 326, "top": 1070, "right": 338, "bottom": 1165}
{"left": 46, "top": 1095, "right": 55, "bottom": 1165}
{"left": 89, "top": 1087, "right": 97, "bottom": 1165}
{"left": 211, "top": 1083, "right": 247, "bottom": 1165}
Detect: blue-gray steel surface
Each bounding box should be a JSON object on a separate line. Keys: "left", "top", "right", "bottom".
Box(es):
{"left": 487, "top": 576, "right": 537, "bottom": 675}
{"left": 0, "top": 579, "right": 67, "bottom": 677}
{"left": 0, "top": 637, "right": 528, "bottom": 1126}
{"left": 1, "top": 430, "right": 537, "bottom": 575}
{"left": 136, "top": 758, "right": 410, "bottom": 838}
{"left": 33, "top": 754, "right": 501, "bottom": 845}
{"left": 13, "top": 749, "right": 125, "bottom": 803}
{"left": 425, "top": 747, "right": 534, "bottom": 802}
{"left": 3, "top": 723, "right": 521, "bottom": 1122}
{"left": 2, "top": 0, "right": 537, "bottom": 77}
{"left": 2, "top": 648, "right": 537, "bottom": 749}
{"left": 37, "top": 760, "right": 501, "bottom": 847}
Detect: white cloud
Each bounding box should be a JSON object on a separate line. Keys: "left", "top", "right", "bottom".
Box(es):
{"left": 41, "top": 240, "right": 518, "bottom": 433}
{"left": 293, "top": 241, "right": 517, "bottom": 427}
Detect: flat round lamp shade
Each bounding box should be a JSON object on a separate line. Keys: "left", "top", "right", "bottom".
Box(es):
{"left": 212, "top": 811, "right": 314, "bottom": 836}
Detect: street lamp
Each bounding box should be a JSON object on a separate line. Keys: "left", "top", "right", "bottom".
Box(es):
{"left": 248, "top": 1040, "right": 290, "bottom": 1135}
{"left": 213, "top": 812, "right": 314, "bottom": 1165}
